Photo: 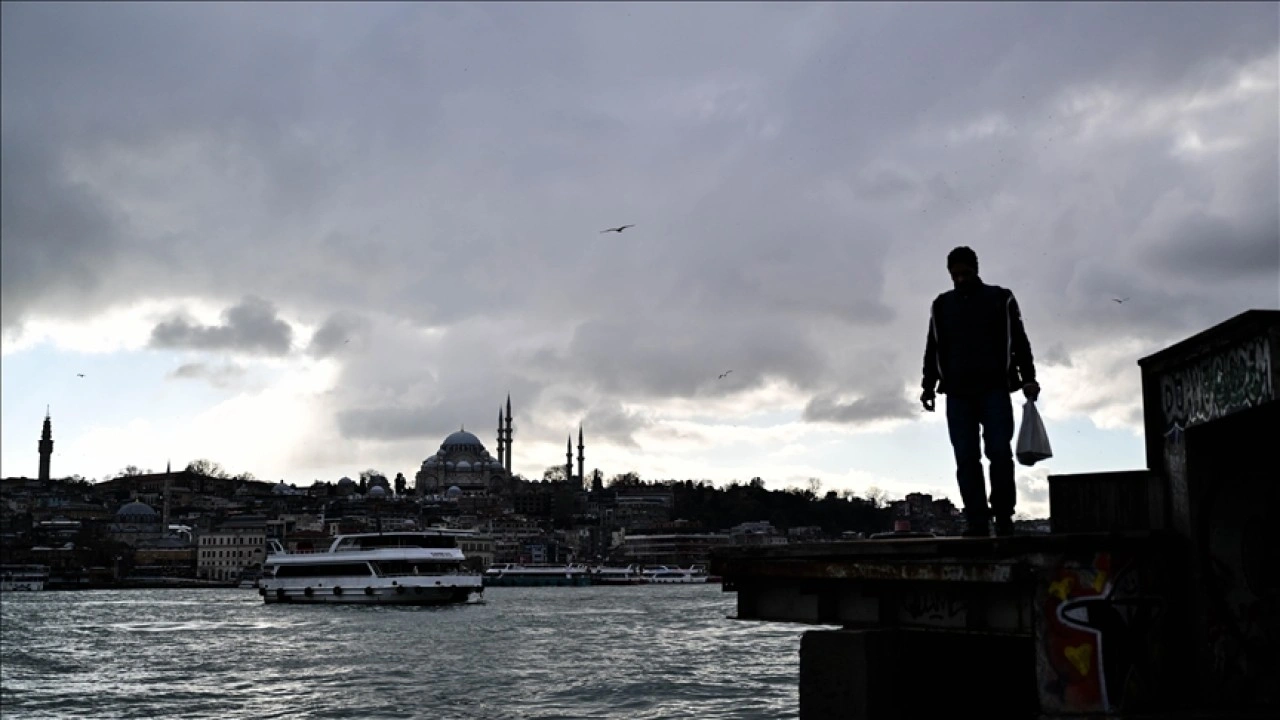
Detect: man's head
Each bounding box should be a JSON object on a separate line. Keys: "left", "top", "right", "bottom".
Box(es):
{"left": 947, "top": 246, "right": 979, "bottom": 289}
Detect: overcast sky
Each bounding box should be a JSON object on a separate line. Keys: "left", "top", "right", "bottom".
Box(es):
{"left": 3, "top": 2, "right": 1277, "bottom": 516}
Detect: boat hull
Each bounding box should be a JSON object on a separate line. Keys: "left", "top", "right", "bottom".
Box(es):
{"left": 482, "top": 574, "right": 592, "bottom": 588}
{"left": 0, "top": 581, "right": 45, "bottom": 592}
{"left": 260, "top": 577, "right": 482, "bottom": 605}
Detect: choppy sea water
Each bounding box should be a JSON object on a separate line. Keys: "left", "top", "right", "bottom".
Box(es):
{"left": 1, "top": 584, "right": 806, "bottom": 719}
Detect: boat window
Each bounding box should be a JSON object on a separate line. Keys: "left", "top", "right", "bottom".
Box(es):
{"left": 371, "top": 560, "right": 460, "bottom": 576}
{"left": 273, "top": 563, "right": 373, "bottom": 578}
{"left": 334, "top": 535, "right": 458, "bottom": 551}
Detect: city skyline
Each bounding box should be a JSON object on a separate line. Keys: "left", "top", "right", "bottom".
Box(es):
{"left": 3, "top": 3, "right": 1278, "bottom": 516}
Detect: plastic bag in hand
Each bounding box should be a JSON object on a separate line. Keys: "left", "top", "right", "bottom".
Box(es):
{"left": 1016, "top": 400, "right": 1053, "bottom": 466}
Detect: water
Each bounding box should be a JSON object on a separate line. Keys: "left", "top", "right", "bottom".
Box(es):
{"left": 1, "top": 585, "right": 806, "bottom": 719}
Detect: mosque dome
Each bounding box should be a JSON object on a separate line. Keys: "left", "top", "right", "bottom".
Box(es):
{"left": 442, "top": 430, "right": 483, "bottom": 448}
{"left": 455, "top": 460, "right": 471, "bottom": 471}
{"left": 338, "top": 477, "right": 355, "bottom": 486}
{"left": 445, "top": 486, "right": 463, "bottom": 499}
{"left": 368, "top": 485, "right": 387, "bottom": 498}
{"left": 116, "top": 500, "right": 159, "bottom": 522}
{"left": 272, "top": 482, "right": 291, "bottom": 495}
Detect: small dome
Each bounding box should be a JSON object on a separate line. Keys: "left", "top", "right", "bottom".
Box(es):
{"left": 442, "top": 430, "right": 483, "bottom": 448}
{"left": 445, "top": 486, "right": 463, "bottom": 499}
{"left": 368, "top": 485, "right": 387, "bottom": 498}
{"left": 455, "top": 460, "right": 471, "bottom": 471}
{"left": 272, "top": 482, "right": 290, "bottom": 495}
{"left": 116, "top": 500, "right": 158, "bottom": 520}
{"left": 338, "top": 477, "right": 355, "bottom": 486}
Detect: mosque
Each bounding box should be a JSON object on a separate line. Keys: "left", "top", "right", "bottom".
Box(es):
{"left": 414, "top": 395, "right": 587, "bottom": 496}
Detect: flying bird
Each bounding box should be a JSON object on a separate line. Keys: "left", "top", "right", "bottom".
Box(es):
{"left": 76, "top": 373, "right": 85, "bottom": 378}
{"left": 600, "top": 225, "right": 635, "bottom": 234}
{"left": 1112, "top": 297, "right": 1130, "bottom": 304}
{"left": 718, "top": 370, "right": 732, "bottom": 379}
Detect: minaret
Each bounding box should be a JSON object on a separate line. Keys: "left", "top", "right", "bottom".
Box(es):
{"left": 577, "top": 425, "right": 585, "bottom": 491}
{"left": 38, "top": 407, "right": 53, "bottom": 482}
{"left": 496, "top": 407, "right": 506, "bottom": 470}
{"left": 565, "top": 436, "right": 573, "bottom": 485}
{"left": 504, "top": 395, "right": 513, "bottom": 475}
{"left": 162, "top": 461, "right": 172, "bottom": 531}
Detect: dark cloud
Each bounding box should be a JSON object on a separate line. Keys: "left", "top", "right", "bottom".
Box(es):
{"left": 150, "top": 296, "right": 293, "bottom": 355}
{"left": 168, "top": 362, "right": 247, "bottom": 388}
{"left": 1041, "top": 343, "right": 1073, "bottom": 369}
{"left": 306, "top": 311, "right": 372, "bottom": 358}
{"left": 579, "top": 400, "right": 653, "bottom": 449}
{"left": 2, "top": 2, "right": 1276, "bottom": 469}
{"left": 0, "top": 137, "right": 125, "bottom": 330}
{"left": 802, "top": 387, "right": 915, "bottom": 425}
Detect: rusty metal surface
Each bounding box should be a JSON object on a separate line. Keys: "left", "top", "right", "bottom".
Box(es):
{"left": 710, "top": 531, "right": 1175, "bottom": 581}
{"left": 719, "top": 557, "right": 1020, "bottom": 583}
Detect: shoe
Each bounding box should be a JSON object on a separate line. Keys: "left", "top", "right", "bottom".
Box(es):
{"left": 994, "top": 517, "right": 1014, "bottom": 537}
{"left": 962, "top": 518, "right": 990, "bottom": 538}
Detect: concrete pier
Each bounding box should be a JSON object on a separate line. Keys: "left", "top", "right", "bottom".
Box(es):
{"left": 711, "top": 309, "right": 1280, "bottom": 719}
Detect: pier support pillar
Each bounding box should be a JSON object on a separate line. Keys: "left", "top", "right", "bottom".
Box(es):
{"left": 800, "top": 628, "right": 1036, "bottom": 720}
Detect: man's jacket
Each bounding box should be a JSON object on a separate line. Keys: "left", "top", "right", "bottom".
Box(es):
{"left": 922, "top": 278, "right": 1036, "bottom": 395}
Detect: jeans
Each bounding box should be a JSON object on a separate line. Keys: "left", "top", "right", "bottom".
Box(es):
{"left": 945, "top": 390, "right": 1015, "bottom": 525}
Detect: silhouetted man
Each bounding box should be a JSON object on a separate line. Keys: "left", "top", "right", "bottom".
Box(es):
{"left": 921, "top": 246, "right": 1039, "bottom": 537}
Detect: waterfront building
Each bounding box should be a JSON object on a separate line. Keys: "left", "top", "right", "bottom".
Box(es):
{"left": 618, "top": 533, "right": 732, "bottom": 567}
{"left": 196, "top": 517, "right": 267, "bottom": 582}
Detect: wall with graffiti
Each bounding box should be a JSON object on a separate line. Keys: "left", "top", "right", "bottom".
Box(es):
{"left": 1035, "top": 550, "right": 1173, "bottom": 716}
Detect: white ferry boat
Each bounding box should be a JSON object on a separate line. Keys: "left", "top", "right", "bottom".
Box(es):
{"left": 259, "top": 531, "right": 483, "bottom": 605}
{"left": 643, "top": 565, "right": 711, "bottom": 584}
{"left": 590, "top": 564, "right": 646, "bottom": 586}
{"left": 482, "top": 563, "right": 592, "bottom": 587}
{"left": 1, "top": 564, "right": 49, "bottom": 591}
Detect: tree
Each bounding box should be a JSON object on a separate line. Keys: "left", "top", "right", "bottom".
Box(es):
{"left": 543, "top": 466, "right": 567, "bottom": 483}
{"left": 807, "top": 477, "right": 823, "bottom": 496}
{"left": 749, "top": 476, "right": 766, "bottom": 489}
{"left": 186, "top": 459, "right": 229, "bottom": 478}
{"left": 394, "top": 473, "right": 407, "bottom": 496}
{"left": 232, "top": 471, "right": 256, "bottom": 481}
{"left": 608, "top": 471, "right": 642, "bottom": 488}
{"left": 864, "top": 486, "right": 889, "bottom": 509}
{"left": 119, "top": 465, "right": 146, "bottom": 477}
{"left": 360, "top": 469, "right": 388, "bottom": 488}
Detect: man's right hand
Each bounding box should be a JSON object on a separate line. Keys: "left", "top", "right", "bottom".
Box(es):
{"left": 920, "top": 388, "right": 936, "bottom": 412}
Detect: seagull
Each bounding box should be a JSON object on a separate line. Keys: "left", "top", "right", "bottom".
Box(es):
{"left": 344, "top": 339, "right": 350, "bottom": 344}
{"left": 76, "top": 373, "right": 85, "bottom": 378}
{"left": 600, "top": 225, "right": 635, "bottom": 234}
{"left": 1112, "top": 297, "right": 1130, "bottom": 304}
{"left": 718, "top": 370, "right": 733, "bottom": 379}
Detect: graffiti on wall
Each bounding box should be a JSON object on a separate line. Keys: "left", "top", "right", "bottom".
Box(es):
{"left": 1036, "top": 552, "right": 1166, "bottom": 715}
{"left": 1159, "top": 334, "right": 1272, "bottom": 431}
{"left": 900, "top": 590, "right": 966, "bottom": 628}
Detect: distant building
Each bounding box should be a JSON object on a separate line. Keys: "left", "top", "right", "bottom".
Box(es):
{"left": 618, "top": 533, "right": 731, "bottom": 567}
{"left": 196, "top": 517, "right": 267, "bottom": 582}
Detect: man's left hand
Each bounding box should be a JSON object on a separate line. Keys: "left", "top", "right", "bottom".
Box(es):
{"left": 1023, "top": 382, "right": 1041, "bottom": 402}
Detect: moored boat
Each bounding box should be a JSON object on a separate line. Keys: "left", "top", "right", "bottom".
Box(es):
{"left": 642, "top": 565, "right": 711, "bottom": 584}
{"left": 482, "top": 563, "right": 592, "bottom": 587}
{"left": 589, "top": 564, "right": 646, "bottom": 586}
{"left": 1, "top": 564, "right": 49, "bottom": 592}
{"left": 259, "top": 531, "right": 483, "bottom": 605}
